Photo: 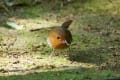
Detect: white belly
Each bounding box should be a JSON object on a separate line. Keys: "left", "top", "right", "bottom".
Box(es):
{"left": 47, "top": 38, "right": 52, "bottom": 48}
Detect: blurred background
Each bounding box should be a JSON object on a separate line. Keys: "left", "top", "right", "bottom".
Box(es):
{"left": 0, "top": 0, "right": 120, "bottom": 80}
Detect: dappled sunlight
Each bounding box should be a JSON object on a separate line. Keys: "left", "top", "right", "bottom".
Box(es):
{"left": 7, "top": 17, "right": 60, "bottom": 31}
{"left": 0, "top": 0, "right": 120, "bottom": 79}
{"left": 0, "top": 53, "right": 97, "bottom": 76}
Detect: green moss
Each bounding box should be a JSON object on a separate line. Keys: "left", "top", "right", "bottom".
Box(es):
{"left": 0, "top": 0, "right": 120, "bottom": 79}
{"left": 0, "top": 69, "right": 119, "bottom": 80}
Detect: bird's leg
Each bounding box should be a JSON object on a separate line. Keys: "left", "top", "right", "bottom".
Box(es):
{"left": 48, "top": 48, "right": 55, "bottom": 60}
{"left": 66, "top": 46, "right": 72, "bottom": 57}
{"left": 68, "top": 46, "right": 71, "bottom": 53}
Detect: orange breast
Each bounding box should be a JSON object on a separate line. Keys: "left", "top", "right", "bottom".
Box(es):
{"left": 48, "top": 35, "right": 69, "bottom": 49}
{"left": 47, "top": 27, "right": 71, "bottom": 49}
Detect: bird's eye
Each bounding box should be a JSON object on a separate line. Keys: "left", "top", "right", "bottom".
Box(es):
{"left": 57, "top": 36, "right": 60, "bottom": 39}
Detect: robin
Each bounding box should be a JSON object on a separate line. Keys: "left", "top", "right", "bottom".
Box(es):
{"left": 47, "top": 20, "right": 73, "bottom": 57}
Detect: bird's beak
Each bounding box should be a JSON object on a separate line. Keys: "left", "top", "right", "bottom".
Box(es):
{"left": 63, "top": 40, "right": 70, "bottom": 46}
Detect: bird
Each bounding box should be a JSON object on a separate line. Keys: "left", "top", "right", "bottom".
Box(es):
{"left": 47, "top": 20, "right": 73, "bottom": 57}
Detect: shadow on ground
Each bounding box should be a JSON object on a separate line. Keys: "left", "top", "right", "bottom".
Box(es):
{"left": 67, "top": 46, "right": 112, "bottom": 65}
{"left": 0, "top": 67, "right": 119, "bottom": 80}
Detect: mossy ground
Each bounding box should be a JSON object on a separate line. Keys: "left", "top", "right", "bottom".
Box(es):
{"left": 0, "top": 0, "right": 120, "bottom": 80}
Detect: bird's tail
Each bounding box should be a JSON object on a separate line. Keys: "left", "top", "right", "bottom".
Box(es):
{"left": 61, "top": 20, "right": 73, "bottom": 29}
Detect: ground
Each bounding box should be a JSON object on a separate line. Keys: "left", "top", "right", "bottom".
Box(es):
{"left": 0, "top": 0, "right": 120, "bottom": 80}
